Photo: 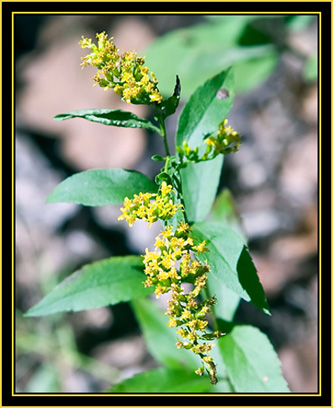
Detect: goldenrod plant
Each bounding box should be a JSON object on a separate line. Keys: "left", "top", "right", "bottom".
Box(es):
{"left": 26, "top": 32, "right": 289, "bottom": 393}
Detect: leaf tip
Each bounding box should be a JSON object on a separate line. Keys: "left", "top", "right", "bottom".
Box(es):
{"left": 263, "top": 307, "right": 272, "bottom": 316}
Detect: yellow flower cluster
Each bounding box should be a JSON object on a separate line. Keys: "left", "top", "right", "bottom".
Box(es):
{"left": 118, "top": 182, "right": 223, "bottom": 384}
{"left": 118, "top": 182, "right": 182, "bottom": 227}
{"left": 204, "top": 119, "right": 241, "bottom": 156}
{"left": 204, "top": 119, "right": 241, "bottom": 155}
{"left": 142, "top": 221, "right": 223, "bottom": 384}
{"left": 80, "top": 32, "right": 164, "bottom": 104}
{"left": 177, "top": 119, "right": 241, "bottom": 163}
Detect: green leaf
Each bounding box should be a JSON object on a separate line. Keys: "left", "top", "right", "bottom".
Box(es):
{"left": 144, "top": 17, "right": 278, "bottom": 97}
{"left": 176, "top": 67, "right": 234, "bottom": 149}
{"left": 207, "top": 189, "right": 246, "bottom": 321}
{"left": 159, "top": 75, "right": 181, "bottom": 119}
{"left": 54, "top": 109, "right": 160, "bottom": 134}
{"left": 218, "top": 325, "right": 290, "bottom": 392}
{"left": 233, "top": 54, "right": 278, "bottom": 93}
{"left": 131, "top": 297, "right": 200, "bottom": 370}
{"left": 26, "top": 256, "right": 153, "bottom": 316}
{"left": 207, "top": 275, "right": 241, "bottom": 323}
{"left": 108, "top": 367, "right": 232, "bottom": 393}
{"left": 46, "top": 168, "right": 157, "bottom": 206}
{"left": 285, "top": 15, "right": 315, "bottom": 31}
{"left": 191, "top": 222, "right": 270, "bottom": 315}
{"left": 175, "top": 67, "right": 233, "bottom": 224}
{"left": 180, "top": 156, "right": 223, "bottom": 223}
{"left": 210, "top": 188, "right": 246, "bottom": 241}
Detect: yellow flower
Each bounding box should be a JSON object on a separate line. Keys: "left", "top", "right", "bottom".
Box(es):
{"left": 176, "top": 340, "right": 184, "bottom": 349}
{"left": 160, "top": 181, "right": 173, "bottom": 196}
{"left": 176, "top": 328, "right": 188, "bottom": 338}
{"left": 119, "top": 190, "right": 218, "bottom": 382}
{"left": 168, "top": 267, "right": 179, "bottom": 280}
{"left": 162, "top": 226, "right": 173, "bottom": 239}
{"left": 160, "top": 252, "right": 175, "bottom": 270}
{"left": 181, "top": 309, "right": 192, "bottom": 321}
{"left": 143, "top": 276, "right": 153, "bottom": 287}
{"left": 80, "top": 32, "right": 164, "bottom": 105}
{"left": 193, "top": 240, "right": 209, "bottom": 254}
{"left": 155, "top": 284, "right": 167, "bottom": 299}
{"left": 157, "top": 270, "right": 170, "bottom": 282}
{"left": 188, "top": 331, "right": 198, "bottom": 342}
{"left": 167, "top": 317, "right": 178, "bottom": 327}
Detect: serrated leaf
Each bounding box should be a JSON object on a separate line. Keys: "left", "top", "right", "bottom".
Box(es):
{"left": 191, "top": 222, "right": 270, "bottom": 315}
{"left": 26, "top": 256, "right": 153, "bottom": 316}
{"left": 131, "top": 297, "right": 200, "bottom": 370}
{"left": 46, "top": 168, "right": 157, "bottom": 206}
{"left": 176, "top": 67, "right": 234, "bottom": 149}
{"left": 218, "top": 325, "right": 290, "bottom": 392}
{"left": 54, "top": 109, "right": 160, "bottom": 134}
{"left": 180, "top": 156, "right": 223, "bottom": 223}
{"left": 108, "top": 367, "right": 232, "bottom": 393}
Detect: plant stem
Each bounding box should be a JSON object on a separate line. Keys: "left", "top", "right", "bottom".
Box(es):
{"left": 160, "top": 119, "right": 170, "bottom": 157}
{"left": 156, "top": 109, "right": 170, "bottom": 157}
{"left": 204, "top": 286, "right": 219, "bottom": 332}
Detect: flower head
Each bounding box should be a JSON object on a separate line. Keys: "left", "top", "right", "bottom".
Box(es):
{"left": 80, "top": 32, "right": 164, "bottom": 105}
{"left": 118, "top": 182, "right": 182, "bottom": 227}
{"left": 204, "top": 119, "right": 241, "bottom": 155}
{"left": 119, "top": 182, "right": 220, "bottom": 384}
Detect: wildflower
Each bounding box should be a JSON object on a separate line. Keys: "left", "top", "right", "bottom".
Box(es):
{"left": 118, "top": 182, "right": 182, "bottom": 227}
{"left": 80, "top": 32, "right": 164, "bottom": 105}
{"left": 119, "top": 182, "right": 220, "bottom": 384}
{"left": 167, "top": 317, "right": 178, "bottom": 327}
{"left": 176, "top": 327, "right": 188, "bottom": 338}
{"left": 195, "top": 366, "right": 204, "bottom": 376}
{"left": 204, "top": 119, "right": 241, "bottom": 156}
{"left": 193, "top": 240, "right": 209, "bottom": 254}
{"left": 177, "top": 119, "right": 241, "bottom": 164}
{"left": 141, "top": 220, "right": 220, "bottom": 383}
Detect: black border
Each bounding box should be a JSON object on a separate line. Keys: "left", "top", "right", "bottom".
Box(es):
{"left": 4, "top": 1, "right": 331, "bottom": 406}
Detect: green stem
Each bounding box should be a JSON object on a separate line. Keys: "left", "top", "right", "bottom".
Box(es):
{"left": 204, "top": 287, "right": 219, "bottom": 332}
{"left": 155, "top": 108, "right": 170, "bottom": 157}
{"left": 160, "top": 120, "right": 170, "bottom": 157}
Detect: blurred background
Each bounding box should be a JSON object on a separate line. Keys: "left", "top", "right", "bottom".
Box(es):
{"left": 15, "top": 14, "right": 318, "bottom": 393}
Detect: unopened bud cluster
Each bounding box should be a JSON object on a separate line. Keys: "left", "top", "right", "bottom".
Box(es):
{"left": 118, "top": 182, "right": 224, "bottom": 384}
{"left": 177, "top": 119, "right": 241, "bottom": 163}
{"left": 80, "top": 32, "right": 164, "bottom": 104}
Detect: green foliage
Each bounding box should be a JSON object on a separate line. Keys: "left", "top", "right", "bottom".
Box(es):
{"left": 108, "top": 367, "right": 232, "bottom": 393}
{"left": 175, "top": 68, "right": 233, "bottom": 223}
{"left": 54, "top": 109, "right": 161, "bottom": 133}
{"left": 180, "top": 156, "right": 223, "bottom": 223}
{"left": 210, "top": 188, "right": 246, "bottom": 241}
{"left": 131, "top": 297, "right": 200, "bottom": 370}
{"left": 207, "top": 188, "right": 244, "bottom": 321}
{"left": 144, "top": 16, "right": 279, "bottom": 97}
{"left": 176, "top": 67, "right": 234, "bottom": 149}
{"left": 191, "top": 222, "right": 270, "bottom": 315}
{"left": 25, "top": 256, "right": 153, "bottom": 316}
{"left": 25, "top": 29, "right": 291, "bottom": 393}
{"left": 218, "top": 325, "right": 290, "bottom": 392}
{"left": 46, "top": 168, "right": 157, "bottom": 206}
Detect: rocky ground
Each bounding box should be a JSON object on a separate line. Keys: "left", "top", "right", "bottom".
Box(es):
{"left": 15, "top": 14, "right": 318, "bottom": 393}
